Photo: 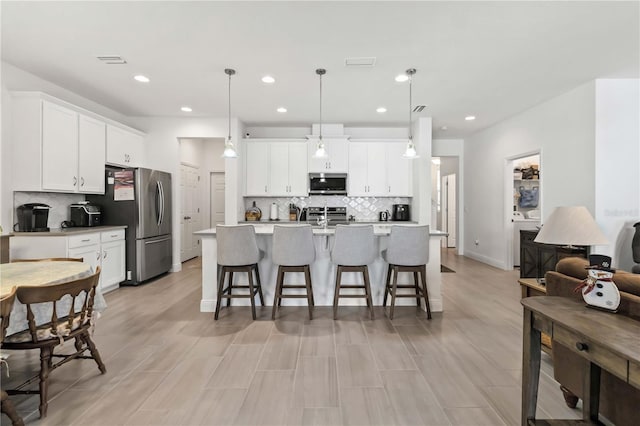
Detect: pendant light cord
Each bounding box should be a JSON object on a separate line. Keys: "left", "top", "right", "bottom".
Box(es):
{"left": 228, "top": 72, "right": 232, "bottom": 141}
{"left": 408, "top": 72, "right": 412, "bottom": 141}
{"left": 319, "top": 72, "right": 323, "bottom": 141}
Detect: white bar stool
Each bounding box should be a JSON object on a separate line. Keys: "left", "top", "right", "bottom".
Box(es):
{"left": 331, "top": 225, "right": 376, "bottom": 320}
{"left": 381, "top": 225, "right": 432, "bottom": 320}
{"left": 271, "top": 225, "right": 316, "bottom": 320}
{"left": 215, "top": 225, "right": 265, "bottom": 320}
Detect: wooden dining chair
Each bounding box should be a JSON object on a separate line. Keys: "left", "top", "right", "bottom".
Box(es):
{"left": 1, "top": 287, "right": 25, "bottom": 426}
{"left": 12, "top": 258, "right": 83, "bottom": 263}
{"left": 2, "top": 268, "right": 106, "bottom": 418}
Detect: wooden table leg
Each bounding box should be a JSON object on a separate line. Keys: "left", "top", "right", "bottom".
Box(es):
{"left": 583, "top": 361, "right": 601, "bottom": 423}
{"left": 522, "top": 308, "right": 541, "bottom": 426}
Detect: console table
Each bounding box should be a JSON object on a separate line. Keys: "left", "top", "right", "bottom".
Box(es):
{"left": 521, "top": 297, "right": 640, "bottom": 425}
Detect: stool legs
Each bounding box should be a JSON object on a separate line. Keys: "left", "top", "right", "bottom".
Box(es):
{"left": 384, "top": 264, "right": 432, "bottom": 320}
{"left": 333, "top": 265, "right": 374, "bottom": 320}
{"left": 215, "top": 264, "right": 264, "bottom": 320}
{"left": 272, "top": 265, "right": 314, "bottom": 320}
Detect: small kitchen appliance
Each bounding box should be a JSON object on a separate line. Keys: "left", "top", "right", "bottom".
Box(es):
{"left": 392, "top": 204, "right": 410, "bottom": 221}
{"left": 70, "top": 202, "right": 102, "bottom": 227}
{"left": 306, "top": 207, "right": 347, "bottom": 225}
{"left": 15, "top": 203, "right": 51, "bottom": 232}
{"left": 308, "top": 173, "right": 348, "bottom": 195}
{"left": 379, "top": 210, "right": 390, "bottom": 221}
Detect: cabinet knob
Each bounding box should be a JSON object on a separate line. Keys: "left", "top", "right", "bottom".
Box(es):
{"left": 73, "top": 176, "right": 77, "bottom": 185}
{"left": 81, "top": 177, "right": 85, "bottom": 187}
{"left": 575, "top": 342, "right": 589, "bottom": 352}
{"left": 96, "top": 252, "right": 101, "bottom": 261}
{"left": 103, "top": 251, "right": 107, "bottom": 259}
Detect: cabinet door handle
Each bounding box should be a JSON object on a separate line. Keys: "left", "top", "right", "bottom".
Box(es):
{"left": 81, "top": 177, "right": 85, "bottom": 187}
{"left": 388, "top": 186, "right": 391, "bottom": 193}
{"left": 96, "top": 252, "right": 101, "bottom": 261}
{"left": 265, "top": 185, "right": 268, "bottom": 193}
{"left": 329, "top": 162, "right": 331, "bottom": 169}
{"left": 73, "top": 176, "right": 77, "bottom": 186}
{"left": 111, "top": 234, "right": 119, "bottom": 238}
{"left": 103, "top": 251, "right": 107, "bottom": 259}
{"left": 81, "top": 238, "right": 90, "bottom": 242}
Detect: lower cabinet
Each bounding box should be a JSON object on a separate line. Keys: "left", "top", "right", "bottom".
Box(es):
{"left": 520, "top": 230, "right": 588, "bottom": 278}
{"left": 10, "top": 229, "right": 126, "bottom": 293}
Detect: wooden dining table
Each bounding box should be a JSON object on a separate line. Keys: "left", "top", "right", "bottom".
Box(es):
{"left": 0, "top": 261, "right": 107, "bottom": 336}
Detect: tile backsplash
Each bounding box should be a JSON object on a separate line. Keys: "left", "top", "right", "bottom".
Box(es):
{"left": 13, "top": 192, "right": 85, "bottom": 229}
{"left": 244, "top": 196, "right": 411, "bottom": 222}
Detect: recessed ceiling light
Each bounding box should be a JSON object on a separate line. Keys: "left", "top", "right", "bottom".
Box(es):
{"left": 134, "top": 75, "right": 150, "bottom": 83}
{"left": 262, "top": 75, "right": 275, "bottom": 84}
{"left": 376, "top": 107, "right": 387, "bottom": 113}
{"left": 181, "top": 106, "right": 192, "bottom": 112}
{"left": 440, "top": 126, "right": 448, "bottom": 131}
{"left": 277, "top": 107, "right": 287, "bottom": 113}
{"left": 465, "top": 115, "right": 476, "bottom": 121}
{"left": 395, "top": 74, "right": 409, "bottom": 82}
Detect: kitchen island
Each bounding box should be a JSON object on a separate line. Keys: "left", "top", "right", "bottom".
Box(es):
{"left": 195, "top": 224, "right": 447, "bottom": 313}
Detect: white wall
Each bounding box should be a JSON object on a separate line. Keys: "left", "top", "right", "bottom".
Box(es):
{"left": 129, "top": 117, "right": 241, "bottom": 272}
{"left": 464, "top": 82, "right": 596, "bottom": 269}
{"left": 594, "top": 79, "right": 640, "bottom": 270}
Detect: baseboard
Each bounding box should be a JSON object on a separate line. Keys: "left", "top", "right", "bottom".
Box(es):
{"left": 464, "top": 250, "right": 508, "bottom": 270}
{"left": 201, "top": 299, "right": 216, "bottom": 312}
{"left": 200, "top": 298, "right": 444, "bottom": 313}
{"left": 170, "top": 262, "right": 182, "bottom": 273}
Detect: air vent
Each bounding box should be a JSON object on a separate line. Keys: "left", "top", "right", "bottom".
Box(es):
{"left": 413, "top": 105, "right": 426, "bottom": 113}
{"left": 344, "top": 57, "right": 376, "bottom": 67}
{"left": 96, "top": 55, "right": 127, "bottom": 64}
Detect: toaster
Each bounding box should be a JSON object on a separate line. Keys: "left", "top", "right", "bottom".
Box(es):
{"left": 70, "top": 203, "right": 102, "bottom": 227}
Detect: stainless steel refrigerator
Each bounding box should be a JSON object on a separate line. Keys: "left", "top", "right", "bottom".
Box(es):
{"left": 88, "top": 167, "right": 172, "bottom": 285}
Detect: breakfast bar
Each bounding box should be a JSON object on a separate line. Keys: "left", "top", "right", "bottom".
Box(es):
{"left": 195, "top": 224, "right": 446, "bottom": 313}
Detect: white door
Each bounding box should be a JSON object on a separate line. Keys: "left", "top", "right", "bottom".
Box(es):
{"left": 386, "top": 143, "right": 412, "bottom": 196}
{"left": 367, "top": 143, "right": 387, "bottom": 196}
{"left": 68, "top": 244, "right": 101, "bottom": 288}
{"left": 269, "top": 142, "right": 289, "bottom": 196}
{"left": 444, "top": 174, "right": 457, "bottom": 248}
{"left": 210, "top": 172, "right": 226, "bottom": 227}
{"left": 78, "top": 114, "right": 106, "bottom": 194}
{"left": 101, "top": 240, "right": 125, "bottom": 292}
{"left": 42, "top": 101, "right": 78, "bottom": 192}
{"left": 348, "top": 143, "right": 369, "bottom": 196}
{"left": 180, "top": 164, "right": 201, "bottom": 262}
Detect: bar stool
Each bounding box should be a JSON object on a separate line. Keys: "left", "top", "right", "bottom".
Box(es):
{"left": 271, "top": 225, "right": 316, "bottom": 320}
{"left": 382, "top": 225, "right": 432, "bottom": 320}
{"left": 331, "top": 225, "right": 376, "bottom": 320}
{"left": 215, "top": 225, "right": 265, "bottom": 320}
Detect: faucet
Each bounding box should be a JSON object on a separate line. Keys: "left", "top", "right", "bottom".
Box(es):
{"left": 317, "top": 203, "right": 328, "bottom": 229}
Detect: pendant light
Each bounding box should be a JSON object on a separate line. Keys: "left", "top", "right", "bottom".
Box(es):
{"left": 402, "top": 68, "right": 419, "bottom": 159}
{"left": 312, "top": 68, "right": 328, "bottom": 159}
{"left": 222, "top": 68, "right": 238, "bottom": 158}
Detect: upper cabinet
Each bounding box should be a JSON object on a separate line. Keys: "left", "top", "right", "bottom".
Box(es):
{"left": 307, "top": 137, "right": 349, "bottom": 173}
{"left": 348, "top": 141, "right": 413, "bottom": 197}
{"left": 106, "top": 125, "right": 145, "bottom": 167}
{"left": 11, "top": 92, "right": 144, "bottom": 194}
{"left": 245, "top": 140, "right": 308, "bottom": 197}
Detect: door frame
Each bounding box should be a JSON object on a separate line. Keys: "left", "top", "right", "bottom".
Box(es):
{"left": 504, "top": 149, "right": 542, "bottom": 271}
{"left": 180, "top": 161, "right": 201, "bottom": 262}
{"left": 210, "top": 171, "right": 226, "bottom": 228}
{"left": 442, "top": 173, "right": 457, "bottom": 248}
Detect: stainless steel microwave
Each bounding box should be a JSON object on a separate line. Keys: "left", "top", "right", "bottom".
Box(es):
{"left": 309, "top": 173, "right": 348, "bottom": 195}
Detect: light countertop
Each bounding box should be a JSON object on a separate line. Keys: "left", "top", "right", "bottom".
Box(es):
{"left": 11, "top": 225, "right": 127, "bottom": 237}
{"left": 196, "top": 224, "right": 446, "bottom": 237}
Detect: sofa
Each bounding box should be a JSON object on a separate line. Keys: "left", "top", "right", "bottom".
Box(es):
{"left": 545, "top": 257, "right": 640, "bottom": 426}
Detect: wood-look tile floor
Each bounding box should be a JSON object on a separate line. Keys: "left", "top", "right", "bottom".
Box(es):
{"left": 2, "top": 250, "right": 581, "bottom": 425}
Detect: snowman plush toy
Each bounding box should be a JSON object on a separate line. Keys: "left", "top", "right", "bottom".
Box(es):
{"left": 575, "top": 254, "right": 620, "bottom": 311}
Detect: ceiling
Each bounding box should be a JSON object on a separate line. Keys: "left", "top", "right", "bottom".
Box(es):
{"left": 2, "top": 1, "right": 638, "bottom": 138}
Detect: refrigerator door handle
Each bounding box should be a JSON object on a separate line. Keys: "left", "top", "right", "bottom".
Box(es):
{"left": 155, "top": 181, "right": 162, "bottom": 227}
{"left": 159, "top": 180, "right": 165, "bottom": 227}
{"left": 144, "top": 237, "right": 171, "bottom": 245}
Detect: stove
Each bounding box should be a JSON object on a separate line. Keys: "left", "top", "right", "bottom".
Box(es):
{"left": 306, "top": 206, "right": 347, "bottom": 225}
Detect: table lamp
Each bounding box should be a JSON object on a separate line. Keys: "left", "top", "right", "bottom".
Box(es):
{"left": 534, "top": 206, "right": 608, "bottom": 248}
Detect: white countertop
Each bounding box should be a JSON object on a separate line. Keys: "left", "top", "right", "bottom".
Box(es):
{"left": 11, "top": 225, "right": 127, "bottom": 237}
{"left": 196, "top": 224, "right": 447, "bottom": 237}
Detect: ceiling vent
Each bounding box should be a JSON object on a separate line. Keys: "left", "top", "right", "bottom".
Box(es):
{"left": 344, "top": 57, "right": 376, "bottom": 67}
{"left": 96, "top": 55, "right": 127, "bottom": 64}
{"left": 413, "top": 105, "right": 426, "bottom": 113}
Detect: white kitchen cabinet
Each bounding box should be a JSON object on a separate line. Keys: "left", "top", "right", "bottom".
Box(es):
{"left": 78, "top": 114, "right": 106, "bottom": 194}
{"left": 245, "top": 140, "right": 307, "bottom": 196}
{"left": 11, "top": 92, "right": 141, "bottom": 194}
{"left": 307, "top": 138, "right": 349, "bottom": 173}
{"left": 41, "top": 101, "right": 78, "bottom": 192}
{"left": 106, "top": 125, "right": 145, "bottom": 167}
{"left": 9, "top": 228, "right": 126, "bottom": 293}
{"left": 245, "top": 142, "right": 270, "bottom": 195}
{"left": 348, "top": 141, "right": 412, "bottom": 197}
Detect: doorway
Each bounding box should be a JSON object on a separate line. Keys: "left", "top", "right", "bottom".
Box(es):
{"left": 210, "top": 172, "right": 225, "bottom": 227}
{"left": 442, "top": 174, "right": 457, "bottom": 248}
{"left": 506, "top": 152, "right": 541, "bottom": 269}
{"left": 180, "top": 163, "right": 201, "bottom": 262}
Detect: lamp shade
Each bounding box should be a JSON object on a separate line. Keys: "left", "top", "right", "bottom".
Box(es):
{"left": 534, "top": 206, "right": 608, "bottom": 246}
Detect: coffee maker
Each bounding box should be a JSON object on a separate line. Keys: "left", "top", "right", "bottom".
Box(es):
{"left": 15, "top": 203, "right": 51, "bottom": 232}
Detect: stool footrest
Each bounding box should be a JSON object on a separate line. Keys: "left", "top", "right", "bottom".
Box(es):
{"left": 280, "top": 285, "right": 308, "bottom": 289}
{"left": 337, "top": 294, "right": 369, "bottom": 299}
{"left": 338, "top": 285, "right": 366, "bottom": 289}
{"left": 275, "top": 294, "right": 309, "bottom": 299}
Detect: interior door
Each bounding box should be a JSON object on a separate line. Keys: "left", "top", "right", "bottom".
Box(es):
{"left": 210, "top": 172, "right": 225, "bottom": 227}
{"left": 180, "top": 164, "right": 200, "bottom": 262}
